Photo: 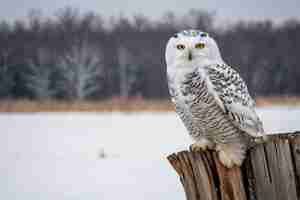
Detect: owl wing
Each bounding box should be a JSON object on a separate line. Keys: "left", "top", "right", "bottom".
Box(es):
{"left": 204, "top": 64, "right": 264, "bottom": 137}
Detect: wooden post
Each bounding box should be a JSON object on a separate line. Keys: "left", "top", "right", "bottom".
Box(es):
{"left": 167, "top": 132, "right": 300, "bottom": 200}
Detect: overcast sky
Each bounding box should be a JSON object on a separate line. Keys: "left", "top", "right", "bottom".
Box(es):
{"left": 0, "top": 0, "right": 299, "bottom": 23}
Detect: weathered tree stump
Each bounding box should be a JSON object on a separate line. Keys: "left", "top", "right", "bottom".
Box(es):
{"left": 167, "top": 132, "right": 300, "bottom": 200}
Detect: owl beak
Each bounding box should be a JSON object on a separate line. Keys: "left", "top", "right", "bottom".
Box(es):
{"left": 188, "top": 51, "right": 192, "bottom": 61}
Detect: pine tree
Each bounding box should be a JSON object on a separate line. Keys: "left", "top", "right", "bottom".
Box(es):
{"left": 24, "top": 49, "right": 55, "bottom": 99}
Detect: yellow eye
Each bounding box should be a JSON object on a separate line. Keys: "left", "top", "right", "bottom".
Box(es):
{"left": 195, "top": 43, "right": 205, "bottom": 49}
{"left": 176, "top": 44, "right": 185, "bottom": 50}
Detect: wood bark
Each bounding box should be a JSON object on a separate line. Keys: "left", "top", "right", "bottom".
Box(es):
{"left": 167, "top": 132, "right": 300, "bottom": 200}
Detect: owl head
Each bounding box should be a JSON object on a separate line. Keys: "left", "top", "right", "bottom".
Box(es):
{"left": 165, "top": 30, "right": 224, "bottom": 68}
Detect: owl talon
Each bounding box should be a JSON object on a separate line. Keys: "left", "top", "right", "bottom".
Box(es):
{"left": 216, "top": 143, "right": 246, "bottom": 168}
{"left": 254, "top": 135, "right": 269, "bottom": 144}
{"left": 190, "top": 138, "right": 214, "bottom": 152}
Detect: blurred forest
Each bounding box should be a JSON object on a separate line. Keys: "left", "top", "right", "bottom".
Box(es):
{"left": 0, "top": 8, "right": 300, "bottom": 100}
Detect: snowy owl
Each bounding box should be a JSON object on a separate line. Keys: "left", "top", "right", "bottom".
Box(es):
{"left": 165, "top": 30, "right": 265, "bottom": 168}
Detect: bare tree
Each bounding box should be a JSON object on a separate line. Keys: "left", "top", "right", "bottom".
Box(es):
{"left": 117, "top": 45, "right": 140, "bottom": 99}
{"left": 56, "top": 42, "right": 104, "bottom": 100}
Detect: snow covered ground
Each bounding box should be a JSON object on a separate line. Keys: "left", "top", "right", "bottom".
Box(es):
{"left": 0, "top": 106, "right": 300, "bottom": 200}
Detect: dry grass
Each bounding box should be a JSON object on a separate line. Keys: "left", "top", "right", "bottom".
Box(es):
{"left": 0, "top": 96, "right": 299, "bottom": 112}
{"left": 255, "top": 96, "right": 300, "bottom": 107}
{"left": 0, "top": 98, "right": 174, "bottom": 112}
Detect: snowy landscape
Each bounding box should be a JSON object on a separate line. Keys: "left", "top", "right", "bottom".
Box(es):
{"left": 1, "top": 106, "right": 300, "bottom": 200}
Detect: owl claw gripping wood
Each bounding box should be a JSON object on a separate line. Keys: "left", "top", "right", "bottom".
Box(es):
{"left": 165, "top": 30, "right": 265, "bottom": 168}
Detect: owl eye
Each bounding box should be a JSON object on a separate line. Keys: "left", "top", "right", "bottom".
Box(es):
{"left": 200, "top": 32, "right": 208, "bottom": 37}
{"left": 176, "top": 44, "right": 185, "bottom": 50}
{"left": 195, "top": 43, "right": 205, "bottom": 49}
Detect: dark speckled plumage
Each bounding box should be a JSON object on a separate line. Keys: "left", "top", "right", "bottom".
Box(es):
{"left": 168, "top": 63, "right": 264, "bottom": 147}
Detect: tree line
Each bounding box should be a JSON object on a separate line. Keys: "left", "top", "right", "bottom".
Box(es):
{"left": 0, "top": 8, "right": 299, "bottom": 100}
